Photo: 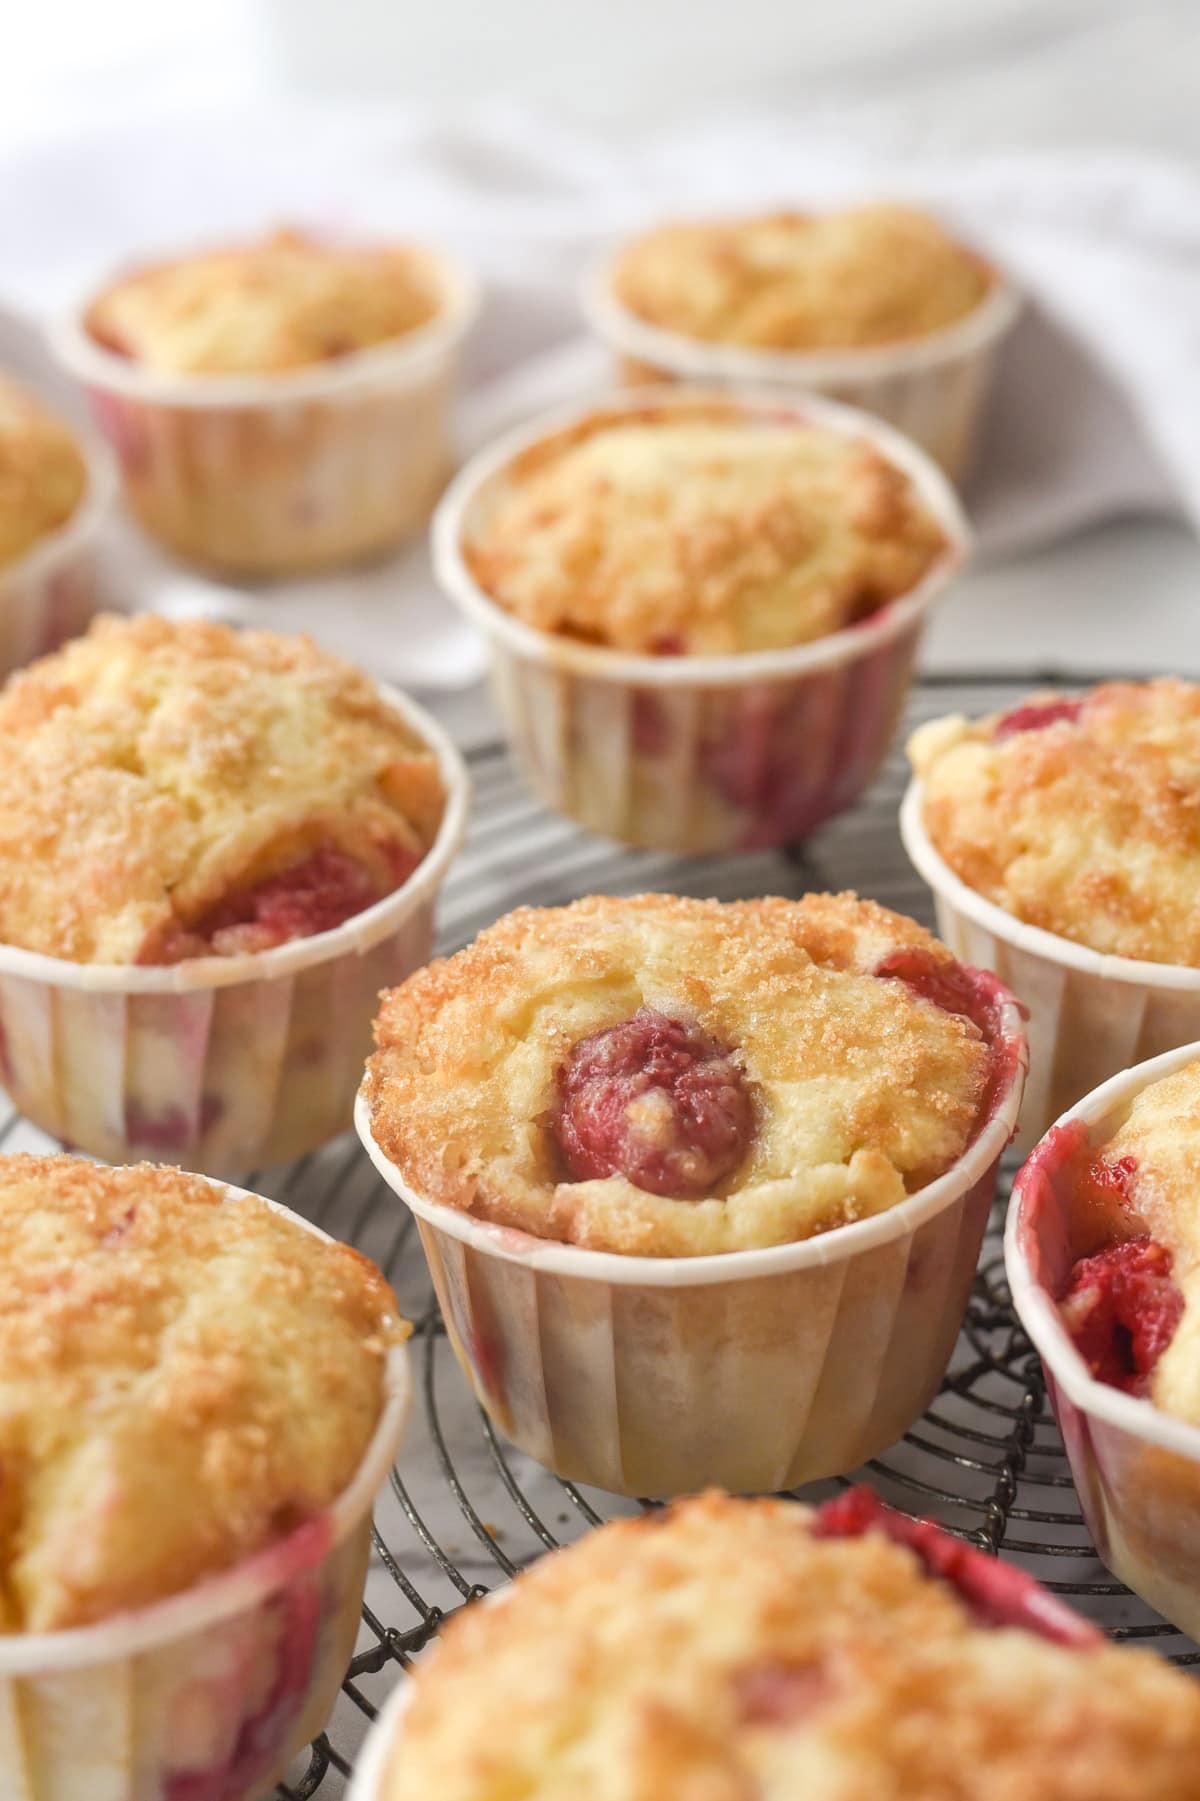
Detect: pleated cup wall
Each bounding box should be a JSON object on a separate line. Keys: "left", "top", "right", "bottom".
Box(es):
{"left": 901, "top": 782, "right": 1200, "bottom": 1150}
{"left": 489, "top": 615, "right": 923, "bottom": 854}
{"left": 1007, "top": 1043, "right": 1200, "bottom": 1642}
{"left": 357, "top": 1002, "right": 1025, "bottom": 1499}
{"left": 0, "top": 1185, "right": 411, "bottom": 1801}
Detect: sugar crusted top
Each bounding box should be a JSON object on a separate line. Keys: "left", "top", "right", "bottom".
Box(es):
{"left": 0, "top": 1154, "right": 405, "bottom": 1632}
{"left": 0, "top": 374, "right": 88, "bottom": 571}
{"left": 0, "top": 613, "right": 445, "bottom": 964}
{"left": 610, "top": 204, "right": 994, "bottom": 352}
{"left": 466, "top": 403, "right": 947, "bottom": 656}
{"left": 909, "top": 680, "right": 1200, "bottom": 966}
{"left": 365, "top": 892, "right": 995, "bottom": 1257}
{"left": 86, "top": 228, "right": 444, "bottom": 375}
{"left": 383, "top": 1491, "right": 1200, "bottom": 1801}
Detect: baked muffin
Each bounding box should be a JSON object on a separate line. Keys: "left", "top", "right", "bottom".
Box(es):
{"left": 1035, "top": 1056, "right": 1200, "bottom": 1417}
{"left": 609, "top": 204, "right": 994, "bottom": 353}
{"left": 365, "top": 892, "right": 1011, "bottom": 1257}
{"left": 376, "top": 1488, "right": 1200, "bottom": 1801}
{"left": 0, "top": 612, "right": 446, "bottom": 965}
{"left": 0, "top": 1153, "right": 405, "bottom": 1632}
{"left": 0, "top": 373, "right": 88, "bottom": 571}
{"left": 909, "top": 681, "right": 1200, "bottom": 967}
{"left": 85, "top": 227, "right": 443, "bottom": 376}
{"left": 465, "top": 400, "right": 948, "bottom": 655}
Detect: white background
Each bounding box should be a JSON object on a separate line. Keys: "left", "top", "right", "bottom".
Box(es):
{"left": 5, "top": 0, "right": 1200, "bottom": 687}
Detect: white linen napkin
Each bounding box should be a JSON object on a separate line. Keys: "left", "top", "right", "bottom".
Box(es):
{"left": 1, "top": 104, "right": 1195, "bottom": 687}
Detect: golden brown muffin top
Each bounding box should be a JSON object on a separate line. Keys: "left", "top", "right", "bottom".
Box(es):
{"left": 85, "top": 228, "right": 444, "bottom": 375}
{"left": 382, "top": 1491, "right": 1200, "bottom": 1801}
{"left": 909, "top": 681, "right": 1200, "bottom": 967}
{"left": 610, "top": 204, "right": 994, "bottom": 352}
{"left": 365, "top": 892, "right": 999, "bottom": 1257}
{"left": 0, "top": 374, "right": 88, "bottom": 571}
{"left": 0, "top": 1154, "right": 405, "bottom": 1632}
{"left": 465, "top": 402, "right": 948, "bottom": 655}
{"left": 0, "top": 613, "right": 446, "bottom": 965}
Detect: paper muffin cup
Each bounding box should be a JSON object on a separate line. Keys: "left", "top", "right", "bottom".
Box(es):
{"left": 900, "top": 780, "right": 1200, "bottom": 1153}
{"left": 1007, "top": 1041, "right": 1200, "bottom": 1640}
{"left": 355, "top": 992, "right": 1026, "bottom": 1499}
{"left": 50, "top": 249, "right": 479, "bottom": 576}
{"left": 0, "top": 431, "right": 114, "bottom": 677}
{"left": 0, "top": 1176, "right": 411, "bottom": 1801}
{"left": 0, "top": 684, "right": 468, "bottom": 1176}
{"left": 581, "top": 253, "right": 1021, "bottom": 482}
{"left": 432, "top": 388, "right": 971, "bottom": 855}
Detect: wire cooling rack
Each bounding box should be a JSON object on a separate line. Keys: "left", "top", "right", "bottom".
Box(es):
{"left": 4, "top": 672, "right": 1194, "bottom": 1797}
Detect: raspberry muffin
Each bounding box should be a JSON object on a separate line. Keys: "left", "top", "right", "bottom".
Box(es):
{"left": 0, "top": 613, "right": 467, "bottom": 1172}
{"left": 583, "top": 205, "right": 1019, "bottom": 477}
{"left": 1009, "top": 1045, "right": 1200, "bottom": 1639}
{"left": 359, "top": 893, "right": 1026, "bottom": 1492}
{"left": 56, "top": 227, "right": 478, "bottom": 572}
{"left": 0, "top": 612, "right": 445, "bottom": 965}
{"left": 435, "top": 390, "right": 967, "bottom": 853}
{"left": 0, "top": 372, "right": 110, "bottom": 675}
{"left": 904, "top": 682, "right": 1200, "bottom": 1142}
{"left": 0, "top": 1153, "right": 410, "bottom": 1800}
{"left": 356, "top": 1490, "right": 1200, "bottom": 1801}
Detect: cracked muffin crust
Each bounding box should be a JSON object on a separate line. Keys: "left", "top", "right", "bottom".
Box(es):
{"left": 365, "top": 892, "right": 1004, "bottom": 1257}
{"left": 0, "top": 613, "right": 446, "bottom": 964}
{"left": 1037, "top": 1058, "right": 1200, "bottom": 1421}
{"left": 0, "top": 1154, "right": 406, "bottom": 1632}
{"left": 0, "top": 373, "right": 88, "bottom": 572}
{"left": 85, "top": 227, "right": 444, "bottom": 376}
{"left": 609, "top": 204, "right": 995, "bottom": 353}
{"left": 465, "top": 401, "right": 948, "bottom": 655}
{"left": 909, "top": 680, "right": 1200, "bottom": 967}
{"left": 380, "top": 1489, "right": 1200, "bottom": 1801}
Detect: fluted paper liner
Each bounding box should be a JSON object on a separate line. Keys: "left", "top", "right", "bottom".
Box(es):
{"left": 433, "top": 388, "right": 971, "bottom": 855}
{"left": 581, "top": 260, "right": 1022, "bottom": 481}
{"left": 0, "top": 1181, "right": 411, "bottom": 1801}
{"left": 51, "top": 252, "right": 479, "bottom": 575}
{"left": 0, "top": 684, "right": 469, "bottom": 1176}
{"left": 355, "top": 997, "right": 1026, "bottom": 1499}
{"left": 0, "top": 434, "right": 114, "bottom": 678}
{"left": 901, "top": 781, "right": 1200, "bottom": 1150}
{"left": 1007, "top": 1042, "right": 1200, "bottom": 1640}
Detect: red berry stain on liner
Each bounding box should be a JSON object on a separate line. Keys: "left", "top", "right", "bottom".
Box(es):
{"left": 1024, "top": 1122, "right": 1184, "bottom": 1396}
{"left": 994, "top": 697, "right": 1084, "bottom": 739}
{"left": 553, "top": 1008, "right": 754, "bottom": 1199}
{"left": 871, "top": 946, "right": 1023, "bottom": 1134}
{"left": 814, "top": 1486, "right": 1099, "bottom": 1648}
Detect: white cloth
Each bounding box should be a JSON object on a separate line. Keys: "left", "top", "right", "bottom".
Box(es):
{"left": 1, "top": 105, "right": 1196, "bottom": 688}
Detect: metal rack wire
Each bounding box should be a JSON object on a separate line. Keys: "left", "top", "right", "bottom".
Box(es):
{"left": 5, "top": 672, "right": 1193, "bottom": 1797}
